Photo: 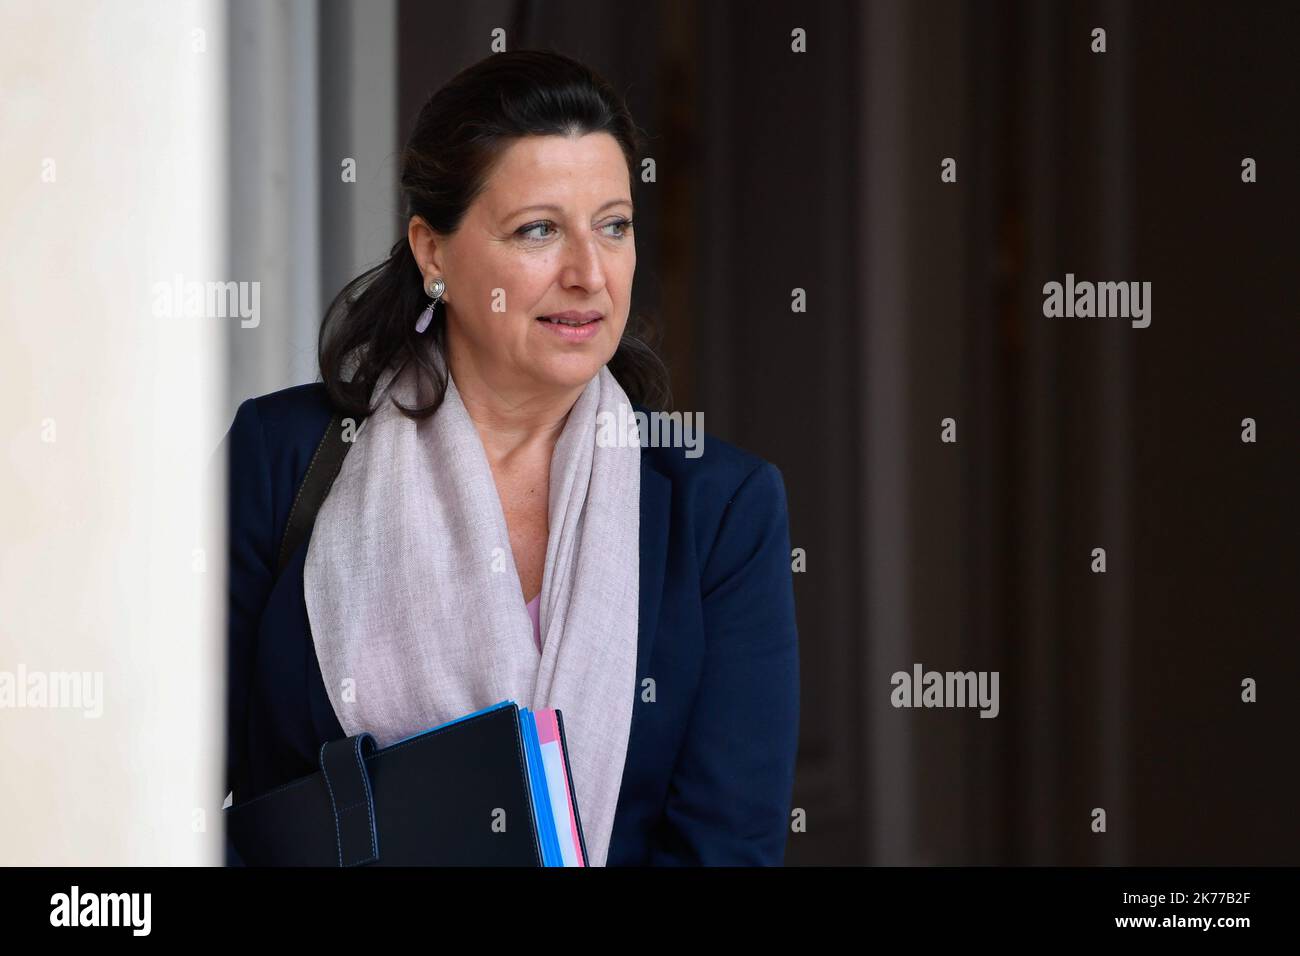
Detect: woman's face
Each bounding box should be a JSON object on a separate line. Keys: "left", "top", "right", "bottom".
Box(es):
{"left": 413, "top": 132, "right": 635, "bottom": 397}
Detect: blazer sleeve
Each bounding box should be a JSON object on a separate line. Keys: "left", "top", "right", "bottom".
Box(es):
{"left": 217, "top": 398, "right": 277, "bottom": 863}
{"left": 649, "top": 461, "right": 800, "bottom": 865}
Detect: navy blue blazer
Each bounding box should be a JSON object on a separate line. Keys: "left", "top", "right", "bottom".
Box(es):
{"left": 221, "top": 381, "right": 800, "bottom": 865}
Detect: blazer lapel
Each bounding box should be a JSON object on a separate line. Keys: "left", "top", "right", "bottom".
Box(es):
{"left": 637, "top": 452, "right": 671, "bottom": 683}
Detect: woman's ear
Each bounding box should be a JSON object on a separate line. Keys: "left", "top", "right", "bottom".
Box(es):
{"left": 407, "top": 216, "right": 442, "bottom": 283}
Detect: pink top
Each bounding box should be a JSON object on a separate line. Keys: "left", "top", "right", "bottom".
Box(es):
{"left": 525, "top": 593, "right": 541, "bottom": 652}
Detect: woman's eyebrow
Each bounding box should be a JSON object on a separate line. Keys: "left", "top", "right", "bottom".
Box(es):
{"left": 505, "top": 198, "right": 634, "bottom": 218}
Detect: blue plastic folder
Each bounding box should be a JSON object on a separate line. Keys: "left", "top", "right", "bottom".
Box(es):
{"left": 224, "top": 700, "right": 589, "bottom": 866}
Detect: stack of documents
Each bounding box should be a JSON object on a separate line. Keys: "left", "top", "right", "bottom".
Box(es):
{"left": 225, "top": 700, "right": 587, "bottom": 866}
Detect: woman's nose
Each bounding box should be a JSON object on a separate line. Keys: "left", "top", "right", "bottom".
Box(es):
{"left": 559, "top": 233, "right": 606, "bottom": 293}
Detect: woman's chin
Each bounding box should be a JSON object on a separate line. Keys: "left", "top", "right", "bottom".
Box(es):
{"left": 532, "top": 353, "right": 612, "bottom": 392}
{"left": 529, "top": 337, "right": 617, "bottom": 386}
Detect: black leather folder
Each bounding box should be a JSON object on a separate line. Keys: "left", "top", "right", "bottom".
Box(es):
{"left": 224, "top": 701, "right": 587, "bottom": 866}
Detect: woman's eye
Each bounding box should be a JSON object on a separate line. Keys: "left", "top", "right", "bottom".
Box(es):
{"left": 516, "top": 221, "right": 555, "bottom": 241}
{"left": 603, "top": 218, "right": 633, "bottom": 239}
{"left": 516, "top": 218, "right": 633, "bottom": 242}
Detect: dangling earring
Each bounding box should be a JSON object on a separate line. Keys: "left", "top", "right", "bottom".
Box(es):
{"left": 415, "top": 276, "right": 445, "bottom": 334}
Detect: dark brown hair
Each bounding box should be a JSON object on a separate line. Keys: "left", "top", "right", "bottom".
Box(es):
{"left": 318, "top": 49, "right": 670, "bottom": 419}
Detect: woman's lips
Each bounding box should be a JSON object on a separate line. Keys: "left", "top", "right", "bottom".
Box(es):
{"left": 535, "top": 312, "right": 604, "bottom": 341}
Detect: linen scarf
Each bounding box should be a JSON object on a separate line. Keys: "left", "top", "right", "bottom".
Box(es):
{"left": 302, "top": 347, "right": 641, "bottom": 866}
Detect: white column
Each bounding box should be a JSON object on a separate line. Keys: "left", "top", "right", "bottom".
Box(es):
{"left": 0, "top": 0, "right": 225, "bottom": 864}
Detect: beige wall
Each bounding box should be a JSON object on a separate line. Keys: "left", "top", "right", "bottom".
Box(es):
{"left": 0, "top": 0, "right": 225, "bottom": 864}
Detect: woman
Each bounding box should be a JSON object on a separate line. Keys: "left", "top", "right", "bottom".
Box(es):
{"left": 223, "top": 50, "right": 799, "bottom": 866}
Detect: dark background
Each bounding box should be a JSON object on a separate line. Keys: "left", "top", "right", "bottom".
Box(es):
{"left": 268, "top": 0, "right": 1298, "bottom": 864}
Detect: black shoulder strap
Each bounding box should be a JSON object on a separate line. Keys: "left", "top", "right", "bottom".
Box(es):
{"left": 276, "top": 411, "right": 363, "bottom": 579}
